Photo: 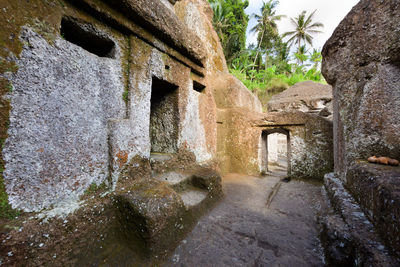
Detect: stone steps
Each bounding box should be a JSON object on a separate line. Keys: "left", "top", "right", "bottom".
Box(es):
{"left": 179, "top": 186, "right": 208, "bottom": 210}
{"left": 152, "top": 169, "right": 220, "bottom": 212}
{"left": 154, "top": 171, "right": 192, "bottom": 192}
{"left": 150, "top": 152, "right": 174, "bottom": 163}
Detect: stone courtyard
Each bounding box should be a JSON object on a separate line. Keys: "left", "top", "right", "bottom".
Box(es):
{"left": 1, "top": 0, "right": 400, "bottom": 265}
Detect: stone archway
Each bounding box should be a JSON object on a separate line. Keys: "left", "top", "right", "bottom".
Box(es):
{"left": 261, "top": 128, "right": 291, "bottom": 175}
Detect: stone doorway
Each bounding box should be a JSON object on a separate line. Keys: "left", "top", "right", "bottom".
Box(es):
{"left": 150, "top": 77, "right": 179, "bottom": 153}
{"left": 261, "top": 129, "right": 291, "bottom": 175}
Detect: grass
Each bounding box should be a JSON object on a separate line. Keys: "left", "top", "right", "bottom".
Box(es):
{"left": 84, "top": 181, "right": 107, "bottom": 195}
{"left": 229, "top": 66, "right": 326, "bottom": 110}
{"left": 0, "top": 163, "right": 20, "bottom": 219}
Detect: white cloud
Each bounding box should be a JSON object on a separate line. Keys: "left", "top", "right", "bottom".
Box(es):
{"left": 246, "top": 0, "right": 359, "bottom": 50}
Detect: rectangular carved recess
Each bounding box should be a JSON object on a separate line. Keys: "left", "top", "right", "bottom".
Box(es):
{"left": 60, "top": 16, "right": 116, "bottom": 58}
{"left": 150, "top": 77, "right": 179, "bottom": 153}
{"left": 193, "top": 80, "right": 205, "bottom": 93}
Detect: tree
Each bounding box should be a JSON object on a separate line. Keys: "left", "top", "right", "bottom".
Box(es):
{"left": 209, "top": 1, "right": 230, "bottom": 45}
{"left": 250, "top": 0, "right": 284, "bottom": 71}
{"left": 282, "top": 10, "right": 323, "bottom": 52}
{"left": 309, "top": 48, "right": 322, "bottom": 69}
{"left": 209, "top": 0, "right": 249, "bottom": 64}
{"left": 293, "top": 45, "right": 308, "bottom": 65}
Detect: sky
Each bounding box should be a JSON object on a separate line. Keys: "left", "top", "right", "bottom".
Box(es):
{"left": 245, "top": 0, "right": 360, "bottom": 51}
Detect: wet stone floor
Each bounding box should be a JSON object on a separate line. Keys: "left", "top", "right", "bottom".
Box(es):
{"left": 163, "top": 171, "right": 325, "bottom": 266}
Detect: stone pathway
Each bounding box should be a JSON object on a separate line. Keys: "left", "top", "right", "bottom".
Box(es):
{"left": 163, "top": 173, "right": 325, "bottom": 266}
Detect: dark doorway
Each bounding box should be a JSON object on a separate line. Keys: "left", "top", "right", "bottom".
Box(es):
{"left": 150, "top": 77, "right": 179, "bottom": 153}
{"left": 261, "top": 129, "right": 290, "bottom": 176}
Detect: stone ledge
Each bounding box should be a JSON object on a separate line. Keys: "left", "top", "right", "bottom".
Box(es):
{"left": 347, "top": 162, "right": 400, "bottom": 256}
{"left": 70, "top": 0, "right": 206, "bottom": 66}
{"left": 321, "top": 173, "right": 399, "bottom": 266}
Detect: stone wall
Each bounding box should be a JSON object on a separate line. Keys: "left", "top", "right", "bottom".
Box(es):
{"left": 322, "top": 0, "right": 400, "bottom": 180}
{"left": 255, "top": 112, "right": 334, "bottom": 179}
{"left": 322, "top": 0, "right": 400, "bottom": 256}
{"left": 0, "top": 0, "right": 236, "bottom": 212}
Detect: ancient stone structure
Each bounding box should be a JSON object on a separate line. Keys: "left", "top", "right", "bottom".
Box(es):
{"left": 0, "top": 0, "right": 260, "bottom": 264}
{"left": 1, "top": 0, "right": 224, "bottom": 212}
{"left": 322, "top": 0, "right": 400, "bottom": 263}
{"left": 0, "top": 0, "right": 359, "bottom": 265}
{"left": 216, "top": 80, "right": 334, "bottom": 179}
{"left": 268, "top": 80, "right": 333, "bottom": 120}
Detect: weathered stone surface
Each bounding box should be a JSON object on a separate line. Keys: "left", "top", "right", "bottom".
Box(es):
{"left": 216, "top": 108, "right": 263, "bottom": 175}
{"left": 211, "top": 72, "right": 262, "bottom": 112}
{"left": 321, "top": 173, "right": 399, "bottom": 266}
{"left": 346, "top": 162, "right": 400, "bottom": 257}
{"left": 67, "top": 0, "right": 206, "bottom": 66}
{"left": 217, "top": 109, "right": 333, "bottom": 179}
{"left": 322, "top": 0, "right": 400, "bottom": 258}
{"left": 3, "top": 27, "right": 126, "bottom": 211}
{"left": 1, "top": 0, "right": 224, "bottom": 211}
{"left": 256, "top": 111, "right": 334, "bottom": 179}
{"left": 164, "top": 174, "right": 325, "bottom": 266}
{"left": 322, "top": 0, "right": 400, "bottom": 179}
{"left": 0, "top": 0, "right": 258, "bottom": 263}
{"left": 268, "top": 81, "right": 333, "bottom": 119}
{"left": 115, "top": 178, "right": 186, "bottom": 254}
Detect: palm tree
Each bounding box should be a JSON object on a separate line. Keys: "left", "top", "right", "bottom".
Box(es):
{"left": 309, "top": 48, "right": 322, "bottom": 69}
{"left": 250, "top": 0, "right": 285, "bottom": 71}
{"left": 210, "top": 0, "right": 230, "bottom": 45}
{"left": 293, "top": 45, "right": 308, "bottom": 65}
{"left": 282, "top": 10, "right": 323, "bottom": 52}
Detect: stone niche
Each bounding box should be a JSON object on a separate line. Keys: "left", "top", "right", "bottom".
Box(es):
{"left": 150, "top": 77, "right": 179, "bottom": 154}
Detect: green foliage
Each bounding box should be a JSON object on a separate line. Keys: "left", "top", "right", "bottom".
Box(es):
{"left": 84, "top": 181, "right": 107, "bottom": 195}
{"left": 0, "top": 139, "right": 20, "bottom": 219}
{"left": 208, "top": 1, "right": 326, "bottom": 106}
{"left": 6, "top": 82, "right": 13, "bottom": 93}
{"left": 209, "top": 0, "right": 249, "bottom": 64}
{"left": 0, "top": 174, "right": 19, "bottom": 219}
{"left": 282, "top": 10, "right": 324, "bottom": 52}
{"left": 123, "top": 90, "right": 129, "bottom": 104}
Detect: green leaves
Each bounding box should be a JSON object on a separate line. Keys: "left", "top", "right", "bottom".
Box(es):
{"left": 282, "top": 9, "right": 324, "bottom": 52}
{"left": 209, "top": 0, "right": 249, "bottom": 64}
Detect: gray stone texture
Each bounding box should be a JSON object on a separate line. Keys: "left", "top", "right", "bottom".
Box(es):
{"left": 321, "top": 173, "right": 399, "bottom": 266}
{"left": 268, "top": 81, "right": 333, "bottom": 120}
{"left": 98, "top": 0, "right": 206, "bottom": 65}
{"left": 163, "top": 174, "right": 325, "bottom": 266}
{"left": 346, "top": 162, "right": 400, "bottom": 257}
{"left": 322, "top": 0, "right": 400, "bottom": 179}
{"left": 2, "top": 0, "right": 226, "bottom": 212}
{"left": 256, "top": 112, "right": 334, "bottom": 180}
{"left": 4, "top": 28, "right": 125, "bottom": 211}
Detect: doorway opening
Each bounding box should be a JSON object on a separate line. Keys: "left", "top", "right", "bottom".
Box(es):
{"left": 150, "top": 77, "right": 179, "bottom": 154}
{"left": 261, "top": 129, "right": 290, "bottom": 176}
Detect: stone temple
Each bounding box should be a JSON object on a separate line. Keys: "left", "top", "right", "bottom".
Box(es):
{"left": 0, "top": 0, "right": 399, "bottom": 265}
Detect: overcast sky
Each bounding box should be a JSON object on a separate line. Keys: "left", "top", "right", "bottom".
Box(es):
{"left": 246, "top": 0, "right": 359, "bottom": 51}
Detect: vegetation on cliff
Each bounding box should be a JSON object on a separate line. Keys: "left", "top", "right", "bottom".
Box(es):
{"left": 209, "top": 0, "right": 325, "bottom": 103}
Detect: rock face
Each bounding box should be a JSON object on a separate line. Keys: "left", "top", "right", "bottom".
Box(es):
{"left": 0, "top": 0, "right": 260, "bottom": 264}
{"left": 322, "top": 0, "right": 400, "bottom": 179}
{"left": 322, "top": 0, "right": 400, "bottom": 259}
{"left": 0, "top": 0, "right": 234, "bottom": 212}
{"left": 267, "top": 81, "right": 333, "bottom": 120}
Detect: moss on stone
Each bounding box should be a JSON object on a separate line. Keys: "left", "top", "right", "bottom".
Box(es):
{"left": 0, "top": 138, "right": 19, "bottom": 219}
{"left": 83, "top": 181, "right": 108, "bottom": 196}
